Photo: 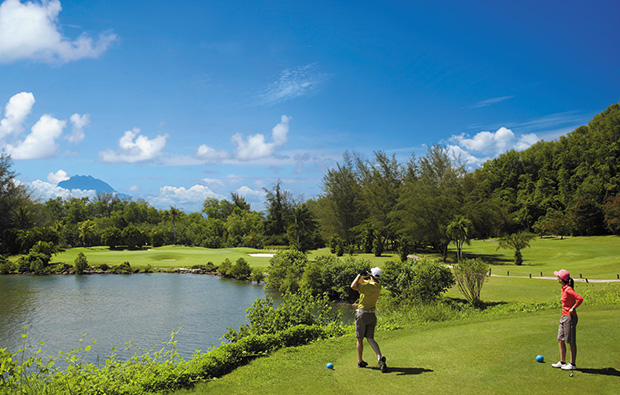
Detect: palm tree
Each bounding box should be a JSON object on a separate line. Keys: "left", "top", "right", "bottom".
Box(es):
{"left": 497, "top": 231, "right": 537, "bottom": 265}
{"left": 163, "top": 207, "right": 182, "bottom": 244}
{"left": 288, "top": 204, "right": 317, "bottom": 252}
{"left": 446, "top": 215, "right": 473, "bottom": 262}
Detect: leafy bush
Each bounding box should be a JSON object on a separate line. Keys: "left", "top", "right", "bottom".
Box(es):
{"left": 218, "top": 258, "right": 232, "bottom": 277}
{"left": 0, "top": 255, "right": 14, "bottom": 274}
{"left": 224, "top": 289, "right": 342, "bottom": 342}
{"left": 453, "top": 258, "right": 488, "bottom": 306}
{"left": 372, "top": 236, "right": 384, "bottom": 257}
{"left": 229, "top": 258, "right": 252, "bottom": 280}
{"left": 116, "top": 261, "right": 132, "bottom": 273}
{"left": 74, "top": 252, "right": 88, "bottom": 274}
{"left": 381, "top": 258, "right": 454, "bottom": 303}
{"left": 265, "top": 250, "right": 308, "bottom": 293}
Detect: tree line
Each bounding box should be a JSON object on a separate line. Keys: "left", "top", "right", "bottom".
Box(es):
{"left": 1, "top": 101, "right": 619, "bottom": 260}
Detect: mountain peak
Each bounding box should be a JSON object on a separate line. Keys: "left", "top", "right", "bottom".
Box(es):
{"left": 58, "top": 175, "right": 130, "bottom": 198}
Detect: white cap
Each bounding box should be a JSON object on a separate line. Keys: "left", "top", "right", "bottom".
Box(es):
{"left": 370, "top": 267, "right": 381, "bottom": 278}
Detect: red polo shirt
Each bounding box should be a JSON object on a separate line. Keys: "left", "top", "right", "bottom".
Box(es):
{"left": 560, "top": 284, "right": 583, "bottom": 316}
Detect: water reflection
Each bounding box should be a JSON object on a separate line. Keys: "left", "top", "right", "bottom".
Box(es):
{"left": 0, "top": 274, "right": 267, "bottom": 362}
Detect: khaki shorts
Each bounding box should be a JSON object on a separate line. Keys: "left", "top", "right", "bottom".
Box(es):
{"left": 558, "top": 315, "right": 578, "bottom": 344}
{"left": 355, "top": 311, "right": 377, "bottom": 339}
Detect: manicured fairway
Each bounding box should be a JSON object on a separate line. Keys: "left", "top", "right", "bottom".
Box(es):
{"left": 176, "top": 306, "right": 620, "bottom": 395}
{"left": 51, "top": 246, "right": 275, "bottom": 269}
{"left": 462, "top": 236, "right": 620, "bottom": 279}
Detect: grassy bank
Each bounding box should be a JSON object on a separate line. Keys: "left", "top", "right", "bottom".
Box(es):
{"left": 175, "top": 305, "right": 620, "bottom": 395}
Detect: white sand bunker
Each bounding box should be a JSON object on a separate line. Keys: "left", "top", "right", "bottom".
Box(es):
{"left": 248, "top": 253, "right": 275, "bottom": 257}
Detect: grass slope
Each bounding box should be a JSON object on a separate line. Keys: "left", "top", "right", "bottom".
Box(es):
{"left": 177, "top": 306, "right": 620, "bottom": 395}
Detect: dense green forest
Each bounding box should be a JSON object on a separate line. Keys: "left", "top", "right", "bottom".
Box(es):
{"left": 1, "top": 102, "right": 619, "bottom": 266}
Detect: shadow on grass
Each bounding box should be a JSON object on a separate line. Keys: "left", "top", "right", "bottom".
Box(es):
{"left": 462, "top": 253, "right": 513, "bottom": 265}
{"left": 368, "top": 366, "right": 434, "bottom": 376}
{"left": 577, "top": 367, "right": 620, "bottom": 377}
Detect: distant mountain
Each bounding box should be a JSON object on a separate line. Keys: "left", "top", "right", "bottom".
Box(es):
{"left": 58, "top": 175, "right": 131, "bottom": 199}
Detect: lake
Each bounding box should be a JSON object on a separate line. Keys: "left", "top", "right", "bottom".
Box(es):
{"left": 0, "top": 273, "right": 269, "bottom": 362}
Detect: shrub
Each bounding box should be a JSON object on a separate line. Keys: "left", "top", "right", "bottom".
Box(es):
{"left": 116, "top": 261, "right": 132, "bottom": 273}
{"left": 382, "top": 258, "right": 454, "bottom": 303}
{"left": 453, "top": 258, "right": 488, "bottom": 306}
{"left": 265, "top": 250, "right": 308, "bottom": 294}
{"left": 218, "top": 258, "right": 232, "bottom": 277}
{"left": 224, "top": 289, "right": 342, "bottom": 342}
{"left": 229, "top": 258, "right": 252, "bottom": 280}
{"left": 372, "top": 236, "right": 384, "bottom": 257}
{"left": 74, "top": 252, "right": 88, "bottom": 274}
{"left": 0, "top": 255, "right": 14, "bottom": 274}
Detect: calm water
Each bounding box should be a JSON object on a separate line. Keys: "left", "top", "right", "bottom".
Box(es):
{"left": 0, "top": 274, "right": 268, "bottom": 362}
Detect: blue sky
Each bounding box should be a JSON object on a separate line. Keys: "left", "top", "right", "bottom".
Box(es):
{"left": 1, "top": 0, "right": 619, "bottom": 212}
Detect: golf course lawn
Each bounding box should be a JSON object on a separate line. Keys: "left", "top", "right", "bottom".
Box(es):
{"left": 51, "top": 245, "right": 276, "bottom": 269}
{"left": 462, "top": 235, "right": 620, "bottom": 280}
{"left": 176, "top": 306, "right": 620, "bottom": 395}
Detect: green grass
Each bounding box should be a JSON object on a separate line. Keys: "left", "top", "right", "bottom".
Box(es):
{"left": 50, "top": 246, "right": 276, "bottom": 269}
{"left": 444, "top": 276, "right": 619, "bottom": 303}
{"left": 175, "top": 305, "right": 620, "bottom": 395}
{"left": 461, "top": 235, "right": 620, "bottom": 279}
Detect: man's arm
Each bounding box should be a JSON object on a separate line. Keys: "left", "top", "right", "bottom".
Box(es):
{"left": 351, "top": 271, "right": 369, "bottom": 291}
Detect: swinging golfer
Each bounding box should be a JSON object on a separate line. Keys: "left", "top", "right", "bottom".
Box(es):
{"left": 351, "top": 267, "right": 387, "bottom": 372}
{"left": 551, "top": 269, "right": 583, "bottom": 371}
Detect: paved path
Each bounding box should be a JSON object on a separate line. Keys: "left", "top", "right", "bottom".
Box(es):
{"left": 488, "top": 274, "right": 620, "bottom": 283}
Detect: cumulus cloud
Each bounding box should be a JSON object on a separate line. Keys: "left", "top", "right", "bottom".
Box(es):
{"left": 150, "top": 184, "right": 224, "bottom": 210}
{"left": 0, "top": 92, "right": 87, "bottom": 159}
{"left": 28, "top": 179, "right": 96, "bottom": 200}
{"left": 235, "top": 185, "right": 265, "bottom": 199}
{"left": 0, "top": 0, "right": 117, "bottom": 63}
{"left": 258, "top": 64, "right": 327, "bottom": 105}
{"left": 6, "top": 114, "right": 66, "bottom": 159}
{"left": 0, "top": 91, "right": 35, "bottom": 138}
{"left": 66, "top": 113, "right": 89, "bottom": 143}
{"left": 195, "top": 144, "right": 229, "bottom": 162}
{"left": 231, "top": 115, "right": 290, "bottom": 160}
{"left": 99, "top": 128, "right": 167, "bottom": 163}
{"left": 447, "top": 126, "right": 540, "bottom": 168}
{"left": 47, "top": 169, "right": 69, "bottom": 184}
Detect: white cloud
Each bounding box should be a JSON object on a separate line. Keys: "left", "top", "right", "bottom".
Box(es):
{"left": 195, "top": 144, "right": 229, "bottom": 162}
{"left": 47, "top": 169, "right": 69, "bottom": 184}
{"left": 6, "top": 114, "right": 66, "bottom": 159}
{"left": 28, "top": 179, "right": 96, "bottom": 200}
{"left": 0, "top": 91, "right": 35, "bottom": 138}
{"left": 447, "top": 127, "right": 541, "bottom": 169}
{"left": 128, "top": 185, "right": 140, "bottom": 192}
{"left": 66, "top": 113, "right": 89, "bottom": 143}
{"left": 231, "top": 115, "right": 290, "bottom": 160}
{"left": 236, "top": 185, "right": 265, "bottom": 198}
{"left": 99, "top": 128, "right": 167, "bottom": 163}
{"left": 0, "top": 0, "right": 117, "bottom": 64}
{"left": 150, "top": 184, "right": 225, "bottom": 210}
{"left": 258, "top": 64, "right": 327, "bottom": 105}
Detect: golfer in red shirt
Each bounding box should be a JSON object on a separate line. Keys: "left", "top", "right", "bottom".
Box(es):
{"left": 551, "top": 269, "right": 583, "bottom": 371}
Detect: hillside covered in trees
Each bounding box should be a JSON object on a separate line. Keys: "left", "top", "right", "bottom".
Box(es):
{"left": 1, "top": 102, "right": 619, "bottom": 264}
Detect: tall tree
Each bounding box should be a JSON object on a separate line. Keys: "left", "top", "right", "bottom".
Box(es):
{"left": 263, "top": 181, "right": 294, "bottom": 239}
{"left": 393, "top": 145, "right": 465, "bottom": 261}
{"left": 315, "top": 153, "right": 365, "bottom": 247}
{"left": 354, "top": 151, "right": 404, "bottom": 248}
{"left": 288, "top": 203, "right": 318, "bottom": 252}
{"left": 163, "top": 207, "right": 183, "bottom": 244}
